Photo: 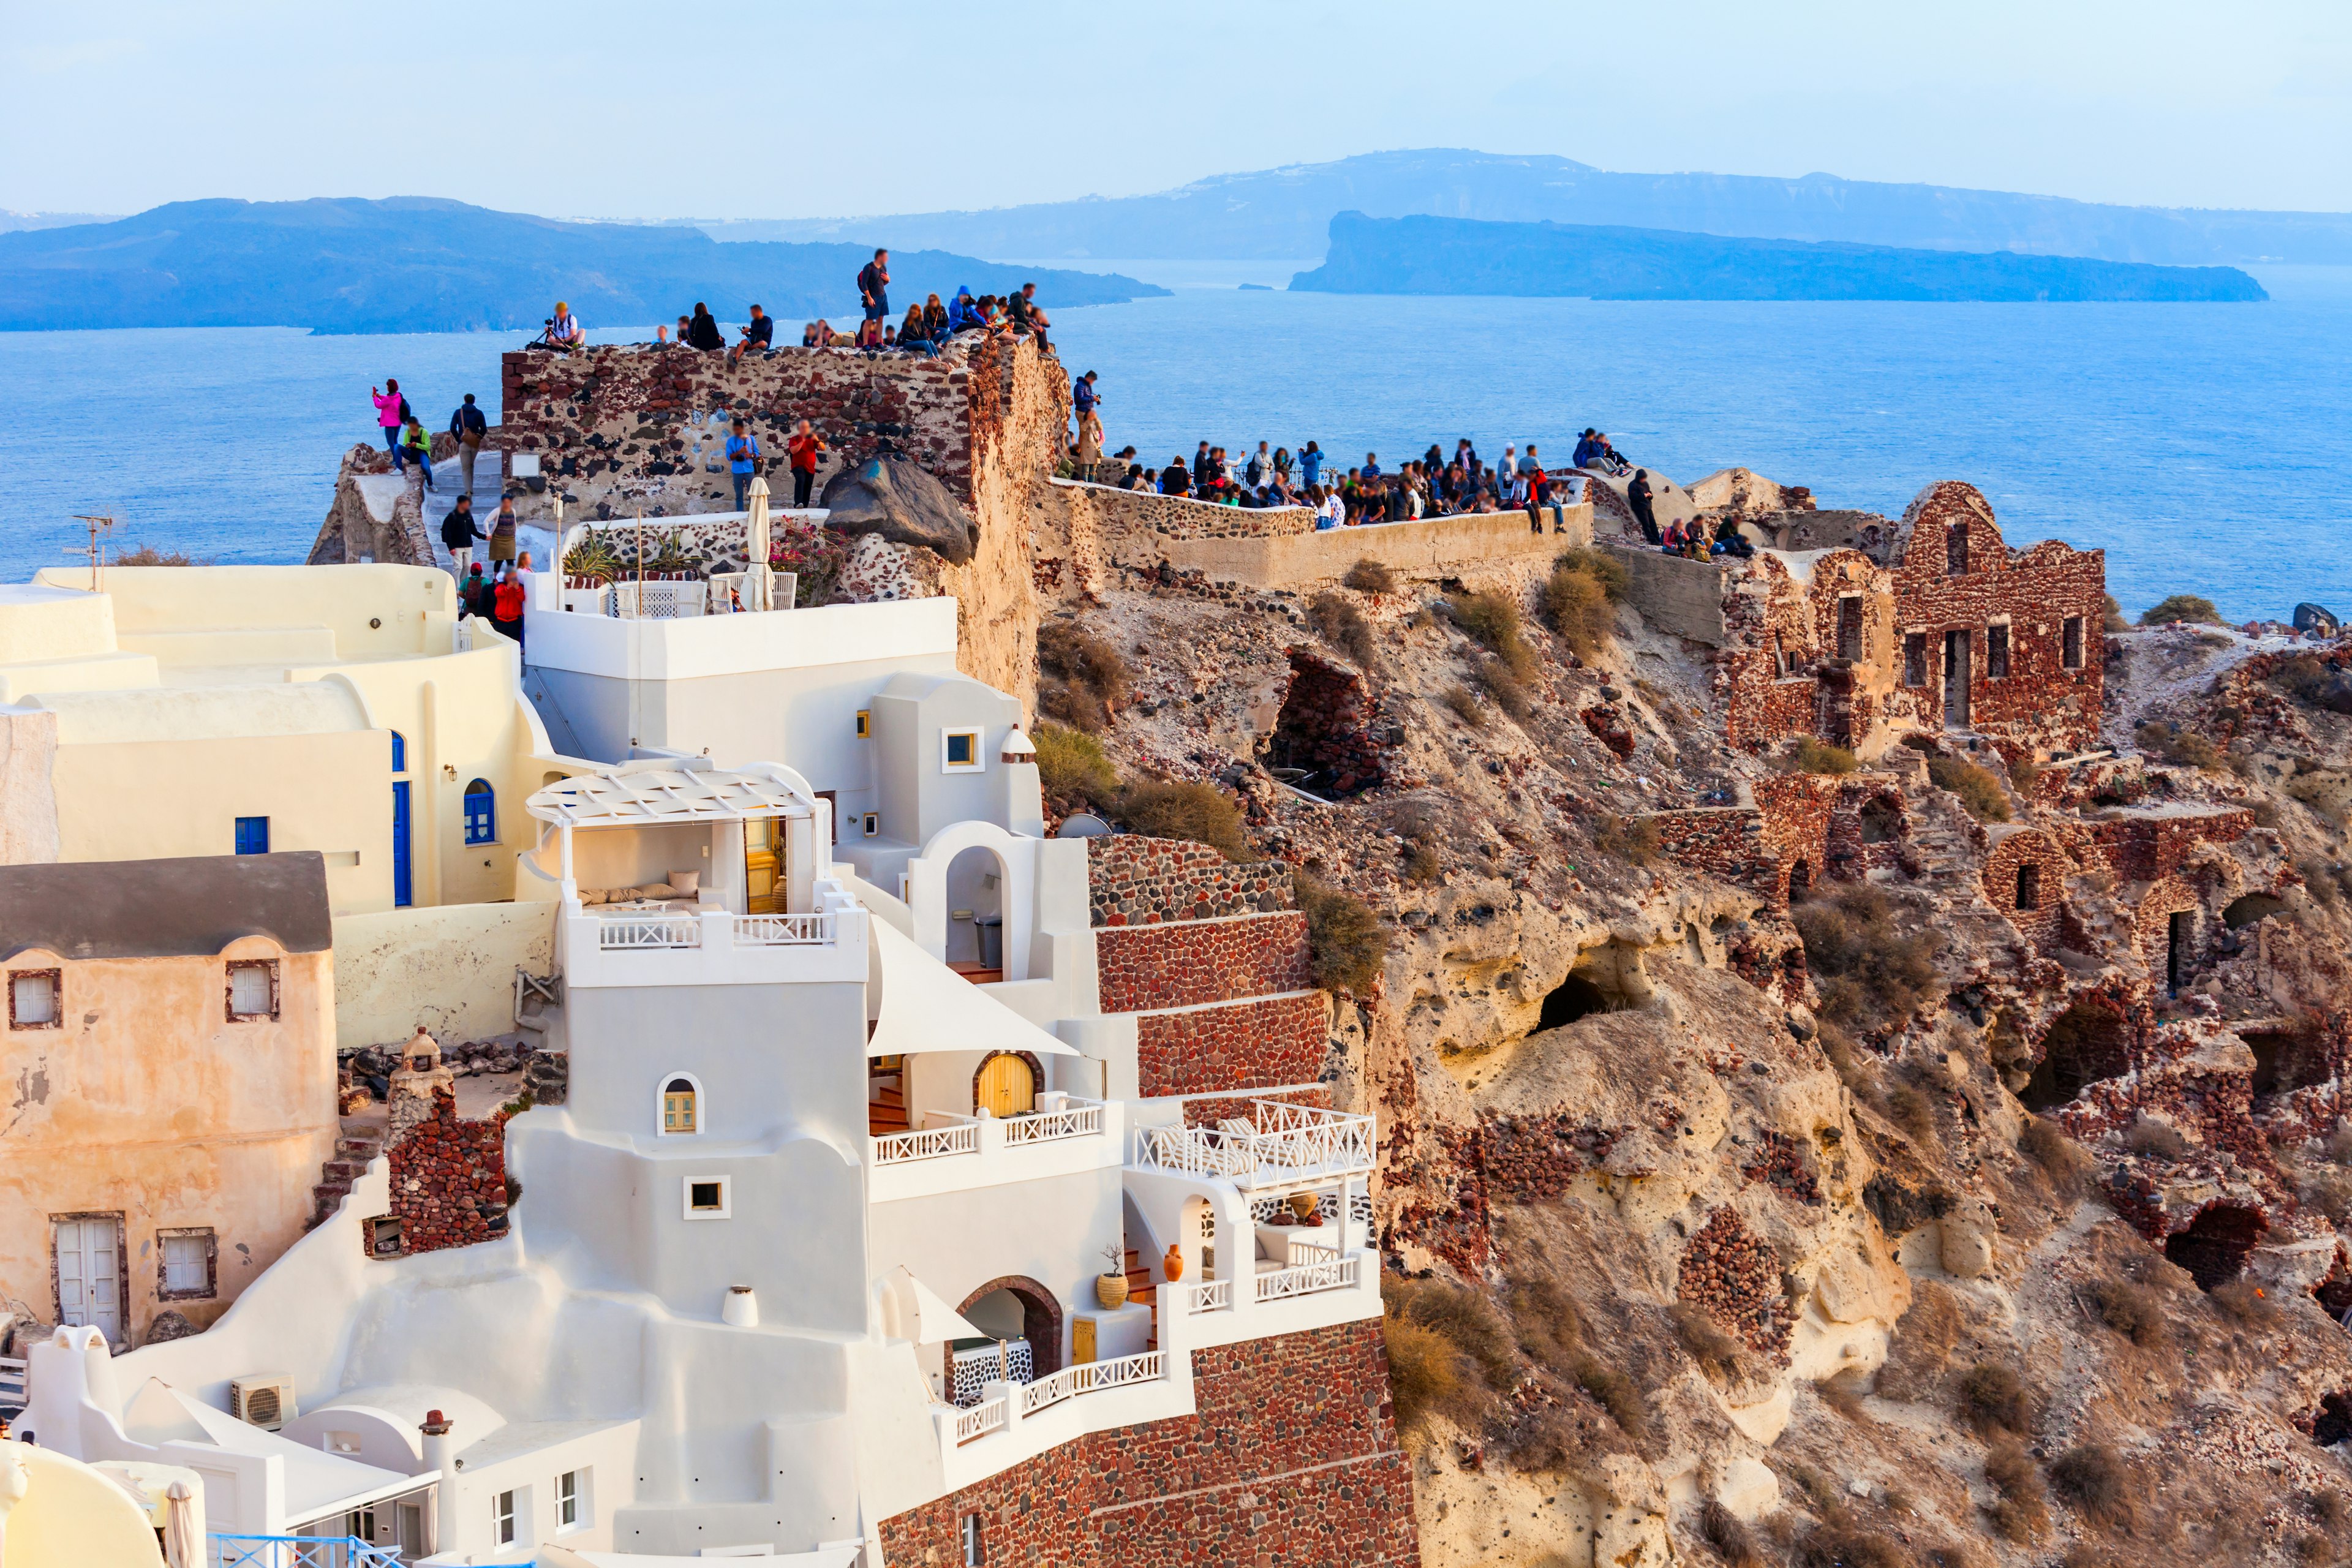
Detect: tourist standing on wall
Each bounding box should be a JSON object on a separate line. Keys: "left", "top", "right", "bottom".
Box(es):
{"left": 1072, "top": 370, "right": 1099, "bottom": 433}
{"left": 441, "top": 494, "right": 486, "bottom": 574}
{"left": 372, "top": 380, "right": 408, "bottom": 457}
{"left": 786, "top": 420, "right": 826, "bottom": 509}
{"left": 448, "top": 394, "right": 488, "bottom": 493}
{"left": 858, "top": 250, "right": 890, "bottom": 326}
{"left": 487, "top": 496, "right": 520, "bottom": 567}
{"left": 725, "top": 418, "right": 761, "bottom": 511}
{"left": 1629, "top": 469, "right": 1662, "bottom": 545}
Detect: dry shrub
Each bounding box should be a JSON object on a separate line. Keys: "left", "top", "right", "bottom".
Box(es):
{"left": 1701, "top": 1496, "right": 1762, "bottom": 1567}
{"left": 1874, "top": 1280, "right": 1959, "bottom": 1403}
{"left": 1401, "top": 842, "right": 1442, "bottom": 884}
{"left": 1926, "top": 757, "right": 2012, "bottom": 821}
{"left": 1885, "top": 1084, "right": 1939, "bottom": 1144}
{"left": 2135, "top": 719, "right": 2226, "bottom": 772}
{"left": 1385, "top": 1275, "right": 1515, "bottom": 1387}
{"left": 1343, "top": 557, "right": 1396, "bottom": 594}
{"left": 1556, "top": 546, "right": 1630, "bottom": 601}
{"left": 1307, "top": 590, "right": 1379, "bottom": 666}
{"left": 1381, "top": 1311, "right": 1469, "bottom": 1431}
{"left": 1037, "top": 620, "right": 1130, "bottom": 732}
{"left": 1785, "top": 736, "right": 1860, "bottom": 775}
{"left": 2081, "top": 1276, "right": 2166, "bottom": 1348}
{"left": 2020, "top": 1115, "right": 2092, "bottom": 1199}
{"left": 1117, "top": 779, "right": 1251, "bottom": 861}
{"left": 1507, "top": 1275, "right": 1584, "bottom": 1373}
{"left": 1476, "top": 657, "right": 1532, "bottom": 721}
{"left": 1439, "top": 684, "right": 1487, "bottom": 728}
{"left": 1295, "top": 872, "right": 1391, "bottom": 994}
{"left": 2103, "top": 593, "right": 2130, "bottom": 633}
{"left": 1791, "top": 886, "right": 1939, "bottom": 1036}
{"left": 2209, "top": 1278, "right": 2277, "bottom": 1327}
{"left": 1572, "top": 1356, "right": 1648, "bottom": 1440}
{"left": 2309, "top": 1491, "right": 2352, "bottom": 1532}
{"left": 1032, "top": 723, "right": 1119, "bottom": 814}
{"left": 1670, "top": 1302, "right": 1744, "bottom": 1382}
{"left": 1450, "top": 589, "right": 1539, "bottom": 677}
{"left": 1796, "top": 1520, "right": 1913, "bottom": 1568}
{"left": 2124, "top": 1114, "right": 2190, "bottom": 1160}
{"left": 115, "top": 543, "right": 213, "bottom": 566}
{"left": 1590, "top": 812, "right": 1662, "bottom": 868}
{"left": 1507, "top": 1406, "right": 1586, "bottom": 1474}
{"left": 2008, "top": 754, "right": 2045, "bottom": 795}
{"left": 2048, "top": 1442, "right": 2136, "bottom": 1532}
{"left": 1818, "top": 1371, "right": 1872, "bottom": 1423}
{"left": 1983, "top": 1439, "right": 2049, "bottom": 1542}
{"left": 1957, "top": 1361, "right": 2033, "bottom": 1438}
{"left": 1542, "top": 554, "right": 1619, "bottom": 658}
{"left": 2139, "top": 594, "right": 2223, "bottom": 627}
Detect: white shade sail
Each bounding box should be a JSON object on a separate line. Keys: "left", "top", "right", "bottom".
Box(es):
{"left": 867, "top": 918, "right": 1076, "bottom": 1058}
{"left": 895, "top": 1265, "right": 987, "bottom": 1344}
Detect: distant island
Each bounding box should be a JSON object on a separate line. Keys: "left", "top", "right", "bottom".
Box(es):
{"left": 1289, "top": 213, "right": 2269, "bottom": 303}
{"left": 703, "top": 148, "right": 2352, "bottom": 266}
{"left": 0, "top": 197, "right": 1166, "bottom": 334}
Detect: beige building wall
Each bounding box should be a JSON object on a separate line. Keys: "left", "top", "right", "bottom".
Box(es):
{"left": 333, "top": 901, "right": 557, "bottom": 1049}
{"left": 0, "top": 936, "right": 337, "bottom": 1347}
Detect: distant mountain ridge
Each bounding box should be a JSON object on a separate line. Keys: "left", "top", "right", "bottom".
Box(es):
{"left": 0, "top": 197, "right": 1165, "bottom": 334}
{"left": 703, "top": 148, "right": 2352, "bottom": 266}
{"left": 1291, "top": 213, "right": 2267, "bottom": 303}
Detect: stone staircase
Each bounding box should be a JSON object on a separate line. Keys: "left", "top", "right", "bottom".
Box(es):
{"left": 1902, "top": 772, "right": 1987, "bottom": 889}
{"left": 1122, "top": 1246, "right": 1159, "bottom": 1351}
{"left": 310, "top": 1131, "right": 385, "bottom": 1228}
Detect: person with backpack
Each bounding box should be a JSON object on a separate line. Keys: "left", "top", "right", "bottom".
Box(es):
{"left": 448, "top": 393, "right": 488, "bottom": 494}
{"left": 373, "top": 379, "right": 409, "bottom": 458}
{"left": 441, "top": 493, "right": 487, "bottom": 573}
{"left": 858, "top": 249, "right": 890, "bottom": 327}
{"left": 725, "top": 418, "right": 761, "bottom": 511}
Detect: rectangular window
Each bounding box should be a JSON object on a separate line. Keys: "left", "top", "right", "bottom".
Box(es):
{"left": 2062, "top": 616, "right": 2084, "bottom": 669}
{"left": 684, "top": 1176, "right": 731, "bottom": 1219}
{"left": 9, "top": 970, "right": 60, "bottom": 1030}
{"left": 1836, "top": 596, "right": 1863, "bottom": 662}
{"left": 1902, "top": 633, "right": 1928, "bottom": 688}
{"left": 855, "top": 709, "right": 871, "bottom": 739}
{"left": 557, "top": 1469, "right": 582, "bottom": 1530}
{"left": 941, "top": 728, "right": 984, "bottom": 772}
{"left": 159, "top": 1227, "right": 216, "bottom": 1299}
{"left": 367, "top": 1215, "right": 404, "bottom": 1257}
{"left": 227, "top": 960, "right": 277, "bottom": 1021}
{"left": 493, "top": 1490, "right": 516, "bottom": 1546}
{"left": 2016, "top": 864, "right": 2040, "bottom": 912}
{"left": 1946, "top": 525, "right": 1968, "bottom": 575}
{"left": 1986, "top": 623, "right": 2010, "bottom": 678}
{"left": 862, "top": 812, "right": 880, "bottom": 838}
{"left": 464, "top": 785, "right": 496, "bottom": 846}
{"left": 234, "top": 816, "right": 270, "bottom": 855}
{"left": 963, "top": 1513, "right": 986, "bottom": 1567}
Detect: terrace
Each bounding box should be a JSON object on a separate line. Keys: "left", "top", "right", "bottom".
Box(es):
{"left": 1129, "top": 1100, "right": 1377, "bottom": 1189}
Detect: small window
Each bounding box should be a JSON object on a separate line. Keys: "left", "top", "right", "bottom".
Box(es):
{"left": 366, "top": 1216, "right": 403, "bottom": 1257}
{"left": 1986, "top": 624, "right": 2010, "bottom": 678}
{"left": 2016, "top": 864, "right": 2040, "bottom": 912}
{"left": 1946, "top": 524, "right": 1968, "bottom": 576}
{"left": 235, "top": 816, "right": 270, "bottom": 855}
{"left": 941, "top": 728, "right": 984, "bottom": 772}
{"left": 962, "top": 1512, "right": 986, "bottom": 1567}
{"left": 1836, "top": 596, "right": 1863, "bottom": 662}
{"left": 1903, "top": 633, "right": 1928, "bottom": 688}
{"left": 862, "top": 812, "right": 880, "bottom": 838}
{"left": 684, "top": 1176, "right": 731, "bottom": 1219}
{"left": 227, "top": 960, "right": 277, "bottom": 1021}
{"left": 662, "top": 1077, "right": 699, "bottom": 1135}
{"left": 464, "top": 780, "right": 497, "bottom": 845}
{"left": 9, "top": 970, "right": 60, "bottom": 1030}
{"left": 855, "top": 709, "right": 872, "bottom": 739}
{"left": 492, "top": 1489, "right": 516, "bottom": 1546}
{"left": 159, "top": 1228, "right": 216, "bottom": 1299}
{"left": 391, "top": 731, "right": 407, "bottom": 774}
{"left": 556, "top": 1469, "right": 582, "bottom": 1530}
{"left": 2062, "top": 616, "right": 2084, "bottom": 670}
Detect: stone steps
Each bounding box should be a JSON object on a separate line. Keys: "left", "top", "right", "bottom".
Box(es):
{"left": 309, "top": 1134, "right": 386, "bottom": 1228}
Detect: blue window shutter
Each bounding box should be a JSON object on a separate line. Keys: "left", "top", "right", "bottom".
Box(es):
{"left": 391, "top": 731, "right": 407, "bottom": 773}
{"left": 464, "top": 781, "right": 496, "bottom": 845}
{"left": 234, "top": 816, "right": 270, "bottom": 854}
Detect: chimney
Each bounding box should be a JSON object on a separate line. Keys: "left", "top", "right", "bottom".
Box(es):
{"left": 722, "top": 1285, "right": 759, "bottom": 1327}
{"left": 419, "top": 1409, "right": 457, "bottom": 1555}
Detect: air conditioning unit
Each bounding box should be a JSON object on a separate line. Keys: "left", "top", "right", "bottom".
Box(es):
{"left": 230, "top": 1373, "right": 296, "bottom": 1431}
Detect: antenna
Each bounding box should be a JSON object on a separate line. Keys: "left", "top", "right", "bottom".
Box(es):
{"left": 66, "top": 514, "right": 118, "bottom": 592}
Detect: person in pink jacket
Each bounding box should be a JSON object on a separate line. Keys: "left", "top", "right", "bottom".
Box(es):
{"left": 372, "top": 379, "right": 407, "bottom": 461}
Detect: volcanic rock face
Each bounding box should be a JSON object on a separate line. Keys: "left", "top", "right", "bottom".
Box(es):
{"left": 820, "top": 454, "right": 977, "bottom": 565}
{"left": 1031, "top": 470, "right": 2352, "bottom": 1566}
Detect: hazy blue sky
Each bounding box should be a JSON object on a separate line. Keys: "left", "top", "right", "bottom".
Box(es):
{"left": 8, "top": 1, "right": 2352, "bottom": 219}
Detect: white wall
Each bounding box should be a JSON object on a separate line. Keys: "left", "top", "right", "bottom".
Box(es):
{"left": 333, "top": 902, "right": 556, "bottom": 1048}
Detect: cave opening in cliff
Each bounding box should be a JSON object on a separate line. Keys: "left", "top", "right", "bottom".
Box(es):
{"left": 1539, "top": 971, "right": 1612, "bottom": 1029}
{"left": 2019, "top": 998, "right": 2131, "bottom": 1112}
{"left": 2315, "top": 1391, "right": 2352, "bottom": 1448}
{"left": 1787, "top": 858, "right": 1812, "bottom": 902}
{"left": 2316, "top": 1267, "right": 2352, "bottom": 1321}
{"left": 2163, "top": 1202, "right": 2269, "bottom": 1291}
{"left": 1264, "top": 647, "right": 1387, "bottom": 799}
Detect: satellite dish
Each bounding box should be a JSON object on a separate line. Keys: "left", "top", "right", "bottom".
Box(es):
{"left": 1054, "top": 813, "right": 1112, "bottom": 839}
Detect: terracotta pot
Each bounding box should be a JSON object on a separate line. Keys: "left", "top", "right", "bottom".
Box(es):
{"left": 1289, "top": 1192, "right": 1320, "bottom": 1221}
{"left": 1095, "top": 1271, "right": 1129, "bottom": 1310}
{"left": 1163, "top": 1244, "right": 1184, "bottom": 1282}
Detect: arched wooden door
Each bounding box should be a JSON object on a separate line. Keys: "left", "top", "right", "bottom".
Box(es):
{"left": 975, "top": 1052, "right": 1036, "bottom": 1117}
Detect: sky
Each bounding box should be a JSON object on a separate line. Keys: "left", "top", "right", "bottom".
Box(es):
{"left": 7, "top": 1, "right": 2352, "bottom": 221}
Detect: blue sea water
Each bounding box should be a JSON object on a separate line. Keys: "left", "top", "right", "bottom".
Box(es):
{"left": 2, "top": 273, "right": 2348, "bottom": 620}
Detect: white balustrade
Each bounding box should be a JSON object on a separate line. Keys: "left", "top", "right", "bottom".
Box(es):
{"left": 871, "top": 1122, "right": 981, "bottom": 1166}
{"left": 999, "top": 1099, "right": 1106, "bottom": 1147}
{"left": 952, "top": 1396, "right": 1007, "bottom": 1446}
{"left": 733, "top": 912, "right": 834, "bottom": 946}
{"left": 1182, "top": 1279, "right": 1234, "bottom": 1315}
{"left": 1254, "top": 1252, "right": 1362, "bottom": 1304}
{"left": 595, "top": 912, "right": 702, "bottom": 949}
{"left": 1017, "top": 1351, "right": 1164, "bottom": 1417}
{"left": 1129, "top": 1101, "right": 1375, "bottom": 1188}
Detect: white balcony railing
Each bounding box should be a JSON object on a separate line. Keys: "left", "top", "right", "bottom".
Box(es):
{"left": 595, "top": 912, "right": 703, "bottom": 949}
{"left": 952, "top": 1396, "right": 1007, "bottom": 1446}
{"left": 872, "top": 1123, "right": 982, "bottom": 1166}
{"left": 1000, "top": 1099, "right": 1106, "bottom": 1147}
{"left": 1129, "top": 1101, "right": 1376, "bottom": 1189}
{"left": 1017, "top": 1351, "right": 1164, "bottom": 1417}
{"left": 733, "top": 912, "right": 835, "bottom": 945}
{"left": 1254, "top": 1251, "right": 1362, "bottom": 1303}
{"left": 1180, "top": 1279, "right": 1234, "bottom": 1315}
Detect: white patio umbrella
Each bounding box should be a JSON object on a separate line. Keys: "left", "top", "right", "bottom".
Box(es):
{"left": 162, "top": 1479, "right": 198, "bottom": 1568}
{"left": 745, "top": 475, "right": 774, "bottom": 610}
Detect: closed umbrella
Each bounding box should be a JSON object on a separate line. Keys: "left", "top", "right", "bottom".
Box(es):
{"left": 163, "top": 1480, "right": 198, "bottom": 1568}
{"left": 745, "top": 475, "right": 774, "bottom": 611}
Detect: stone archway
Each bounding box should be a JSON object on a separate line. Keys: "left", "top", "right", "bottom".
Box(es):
{"left": 2019, "top": 995, "right": 2132, "bottom": 1112}
{"left": 2163, "top": 1201, "right": 2268, "bottom": 1291}
{"left": 957, "top": 1273, "right": 1064, "bottom": 1377}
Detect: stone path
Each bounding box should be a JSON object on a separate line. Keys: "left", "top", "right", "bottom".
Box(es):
{"left": 414, "top": 451, "right": 504, "bottom": 575}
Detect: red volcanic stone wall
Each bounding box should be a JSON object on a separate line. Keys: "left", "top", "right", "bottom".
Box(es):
{"left": 1139, "top": 993, "right": 1326, "bottom": 1098}
{"left": 1983, "top": 829, "right": 2070, "bottom": 952}
{"left": 876, "top": 1321, "right": 1420, "bottom": 1568}
{"left": 1272, "top": 647, "right": 1392, "bottom": 796}
{"left": 1088, "top": 837, "right": 1296, "bottom": 927}
{"left": 1645, "top": 807, "right": 1773, "bottom": 890}
{"left": 1097, "top": 912, "right": 1311, "bottom": 1013}
{"left": 1675, "top": 1206, "right": 1794, "bottom": 1363}
{"left": 2062, "top": 809, "right": 2253, "bottom": 884}
{"left": 390, "top": 1088, "right": 509, "bottom": 1254}
{"left": 1753, "top": 773, "right": 1840, "bottom": 903}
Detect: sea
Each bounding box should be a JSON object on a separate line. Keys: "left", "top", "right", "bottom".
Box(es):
{"left": 3, "top": 259, "right": 2348, "bottom": 623}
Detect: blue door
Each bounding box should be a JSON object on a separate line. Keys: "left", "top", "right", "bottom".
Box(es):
{"left": 392, "top": 781, "right": 413, "bottom": 907}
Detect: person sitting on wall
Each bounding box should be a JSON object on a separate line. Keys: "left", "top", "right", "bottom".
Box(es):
{"left": 1161, "top": 456, "right": 1191, "bottom": 497}
{"left": 399, "top": 418, "right": 435, "bottom": 490}
{"left": 946, "top": 287, "right": 982, "bottom": 333}
{"left": 899, "top": 305, "right": 938, "bottom": 356}
{"left": 730, "top": 304, "right": 774, "bottom": 364}
{"left": 1713, "top": 515, "right": 1756, "bottom": 559}
{"left": 922, "top": 293, "right": 950, "bottom": 342}
{"left": 537, "top": 301, "right": 585, "bottom": 352}
{"left": 685, "top": 303, "right": 726, "bottom": 352}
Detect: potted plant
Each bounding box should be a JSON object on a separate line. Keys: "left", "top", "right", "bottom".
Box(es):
{"left": 1095, "top": 1243, "right": 1129, "bottom": 1310}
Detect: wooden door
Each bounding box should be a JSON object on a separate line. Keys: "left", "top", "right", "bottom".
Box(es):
{"left": 744, "top": 816, "right": 780, "bottom": 914}
{"left": 975, "top": 1052, "right": 1036, "bottom": 1117}
{"left": 56, "top": 1217, "right": 123, "bottom": 1343}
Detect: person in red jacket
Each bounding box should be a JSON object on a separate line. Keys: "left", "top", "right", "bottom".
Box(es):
{"left": 491, "top": 559, "right": 528, "bottom": 652}
{"left": 786, "top": 419, "right": 826, "bottom": 509}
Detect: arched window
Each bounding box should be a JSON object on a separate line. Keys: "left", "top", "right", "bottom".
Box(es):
{"left": 464, "top": 780, "right": 496, "bottom": 845}
{"left": 661, "top": 1076, "right": 699, "bottom": 1135}
{"left": 391, "top": 731, "right": 408, "bottom": 773}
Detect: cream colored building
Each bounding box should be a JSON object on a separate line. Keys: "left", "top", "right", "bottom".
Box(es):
{"left": 0, "top": 568, "right": 566, "bottom": 915}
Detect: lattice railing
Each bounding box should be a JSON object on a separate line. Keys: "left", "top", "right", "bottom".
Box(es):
{"left": 594, "top": 912, "right": 702, "bottom": 949}
{"left": 1182, "top": 1278, "right": 1234, "bottom": 1315}
{"left": 1254, "top": 1252, "right": 1362, "bottom": 1303}
{"left": 1017, "top": 1349, "right": 1164, "bottom": 1417}
{"left": 953, "top": 1395, "right": 1008, "bottom": 1445}
{"left": 1000, "top": 1099, "right": 1106, "bottom": 1147}
{"left": 1130, "top": 1101, "right": 1374, "bottom": 1188}
{"left": 211, "top": 1537, "right": 404, "bottom": 1568}
{"left": 871, "top": 1122, "right": 981, "bottom": 1166}
{"left": 732, "top": 912, "right": 834, "bottom": 946}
